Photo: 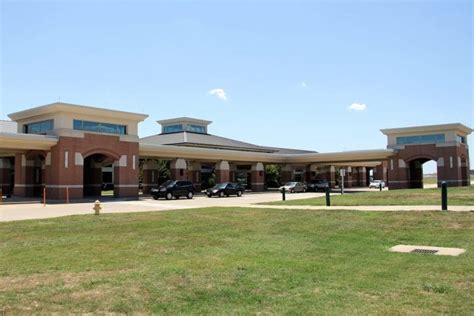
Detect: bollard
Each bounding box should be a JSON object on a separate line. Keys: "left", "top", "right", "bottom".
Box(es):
{"left": 43, "top": 187, "right": 46, "bottom": 207}
{"left": 441, "top": 181, "right": 447, "bottom": 211}
{"left": 66, "top": 186, "right": 69, "bottom": 204}
{"left": 281, "top": 187, "right": 286, "bottom": 201}
{"left": 325, "top": 186, "right": 331, "bottom": 207}
{"left": 93, "top": 200, "right": 102, "bottom": 215}
{"left": 379, "top": 182, "right": 383, "bottom": 191}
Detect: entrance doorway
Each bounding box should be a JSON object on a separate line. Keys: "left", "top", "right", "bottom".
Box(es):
{"left": 83, "top": 153, "right": 117, "bottom": 197}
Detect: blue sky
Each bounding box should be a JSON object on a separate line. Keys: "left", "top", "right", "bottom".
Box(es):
{"left": 1, "top": 0, "right": 472, "bottom": 173}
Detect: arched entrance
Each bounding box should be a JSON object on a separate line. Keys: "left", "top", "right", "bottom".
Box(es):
{"left": 83, "top": 153, "right": 118, "bottom": 197}
{"left": 407, "top": 157, "right": 437, "bottom": 189}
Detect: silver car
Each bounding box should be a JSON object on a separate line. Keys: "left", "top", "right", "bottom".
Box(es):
{"left": 279, "top": 182, "right": 306, "bottom": 193}
{"left": 369, "top": 180, "right": 385, "bottom": 189}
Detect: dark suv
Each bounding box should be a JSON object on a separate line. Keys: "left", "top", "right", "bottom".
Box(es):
{"left": 206, "top": 182, "right": 245, "bottom": 198}
{"left": 151, "top": 180, "right": 195, "bottom": 200}
{"left": 306, "top": 179, "right": 329, "bottom": 192}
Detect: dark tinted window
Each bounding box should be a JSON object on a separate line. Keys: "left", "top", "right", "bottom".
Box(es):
{"left": 24, "top": 120, "right": 54, "bottom": 134}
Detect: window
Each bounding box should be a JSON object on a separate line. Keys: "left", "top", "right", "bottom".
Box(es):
{"left": 396, "top": 134, "right": 445, "bottom": 145}
{"left": 23, "top": 119, "right": 54, "bottom": 134}
{"left": 187, "top": 124, "right": 206, "bottom": 134}
{"left": 163, "top": 124, "right": 183, "bottom": 134}
{"left": 456, "top": 135, "right": 466, "bottom": 144}
{"left": 73, "top": 119, "right": 127, "bottom": 135}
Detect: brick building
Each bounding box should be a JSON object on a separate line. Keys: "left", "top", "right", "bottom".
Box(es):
{"left": 0, "top": 102, "right": 471, "bottom": 200}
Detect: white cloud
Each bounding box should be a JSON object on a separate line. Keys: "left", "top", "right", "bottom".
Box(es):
{"left": 209, "top": 88, "right": 227, "bottom": 101}
{"left": 301, "top": 81, "right": 308, "bottom": 88}
{"left": 348, "top": 102, "right": 367, "bottom": 111}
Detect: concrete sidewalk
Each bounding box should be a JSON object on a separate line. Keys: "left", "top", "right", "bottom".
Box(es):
{"left": 0, "top": 191, "right": 472, "bottom": 222}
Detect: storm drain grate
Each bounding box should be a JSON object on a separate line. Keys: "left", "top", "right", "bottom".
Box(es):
{"left": 411, "top": 248, "right": 439, "bottom": 254}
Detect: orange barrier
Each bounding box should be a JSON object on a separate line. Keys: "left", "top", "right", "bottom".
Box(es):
{"left": 66, "top": 186, "right": 69, "bottom": 204}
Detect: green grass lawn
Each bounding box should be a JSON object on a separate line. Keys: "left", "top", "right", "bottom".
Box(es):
{"left": 1, "top": 208, "right": 473, "bottom": 314}
{"left": 266, "top": 187, "right": 474, "bottom": 206}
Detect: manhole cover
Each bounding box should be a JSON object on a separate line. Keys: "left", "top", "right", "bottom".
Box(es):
{"left": 411, "top": 248, "right": 439, "bottom": 254}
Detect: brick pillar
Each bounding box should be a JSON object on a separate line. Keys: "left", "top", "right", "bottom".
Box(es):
{"left": 114, "top": 154, "right": 139, "bottom": 198}
{"left": 0, "top": 158, "right": 13, "bottom": 196}
{"left": 14, "top": 153, "right": 37, "bottom": 197}
{"left": 215, "top": 160, "right": 230, "bottom": 183}
{"left": 170, "top": 158, "right": 188, "bottom": 180}
{"left": 359, "top": 167, "right": 367, "bottom": 187}
{"left": 188, "top": 161, "right": 202, "bottom": 191}
{"left": 352, "top": 167, "right": 360, "bottom": 187}
{"left": 386, "top": 157, "right": 409, "bottom": 189}
{"left": 344, "top": 167, "right": 353, "bottom": 188}
{"left": 142, "top": 160, "right": 160, "bottom": 194}
{"left": 251, "top": 162, "right": 265, "bottom": 192}
{"left": 327, "top": 166, "right": 336, "bottom": 188}
{"left": 281, "top": 164, "right": 293, "bottom": 184}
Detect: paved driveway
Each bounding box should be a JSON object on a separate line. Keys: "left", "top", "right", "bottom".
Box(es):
{"left": 0, "top": 191, "right": 325, "bottom": 222}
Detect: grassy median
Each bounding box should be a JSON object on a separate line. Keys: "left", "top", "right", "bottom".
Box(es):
{"left": 1, "top": 208, "right": 473, "bottom": 314}
{"left": 265, "top": 187, "right": 474, "bottom": 207}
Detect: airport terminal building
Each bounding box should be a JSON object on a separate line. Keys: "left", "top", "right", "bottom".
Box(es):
{"left": 0, "top": 102, "right": 471, "bottom": 200}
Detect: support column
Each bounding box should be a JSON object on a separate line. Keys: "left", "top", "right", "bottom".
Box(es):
{"left": 215, "top": 160, "right": 230, "bottom": 184}
{"left": 170, "top": 158, "right": 188, "bottom": 180}
{"left": 188, "top": 161, "right": 202, "bottom": 191}
{"left": 251, "top": 162, "right": 265, "bottom": 192}
{"left": 328, "top": 166, "right": 336, "bottom": 188}
{"left": 142, "top": 160, "right": 160, "bottom": 194}
{"left": 281, "top": 164, "right": 293, "bottom": 184}
{"left": 344, "top": 167, "right": 353, "bottom": 188}
{"left": 114, "top": 154, "right": 139, "bottom": 198}
{"left": 359, "top": 167, "right": 367, "bottom": 187}
{"left": 0, "top": 158, "right": 13, "bottom": 196}
{"left": 14, "top": 153, "right": 35, "bottom": 197}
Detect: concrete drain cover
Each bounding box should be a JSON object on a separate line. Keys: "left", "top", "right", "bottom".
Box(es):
{"left": 411, "top": 248, "right": 438, "bottom": 254}
{"left": 390, "top": 245, "right": 465, "bottom": 256}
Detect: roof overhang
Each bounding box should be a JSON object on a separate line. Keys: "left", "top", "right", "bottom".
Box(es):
{"left": 140, "top": 143, "right": 394, "bottom": 165}
{"left": 8, "top": 102, "right": 148, "bottom": 122}
{"left": 0, "top": 133, "right": 58, "bottom": 151}
{"left": 157, "top": 117, "right": 212, "bottom": 126}
{"left": 381, "top": 123, "right": 473, "bottom": 136}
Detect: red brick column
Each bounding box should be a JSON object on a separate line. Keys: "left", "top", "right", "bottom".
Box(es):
{"left": 326, "top": 166, "right": 336, "bottom": 188}
{"left": 14, "top": 153, "right": 38, "bottom": 197}
{"left": 280, "top": 165, "right": 293, "bottom": 184}
{"left": 359, "top": 167, "right": 367, "bottom": 187}
{"left": 114, "top": 154, "right": 139, "bottom": 198}
{"left": 344, "top": 167, "right": 353, "bottom": 188}
{"left": 251, "top": 162, "right": 265, "bottom": 192}
{"left": 0, "top": 158, "right": 13, "bottom": 195}
{"left": 170, "top": 158, "right": 188, "bottom": 180}
{"left": 215, "top": 161, "right": 230, "bottom": 184}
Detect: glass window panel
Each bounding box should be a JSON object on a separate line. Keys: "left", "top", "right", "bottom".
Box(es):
{"left": 187, "top": 125, "right": 205, "bottom": 133}
{"left": 73, "top": 119, "right": 127, "bottom": 135}
{"left": 163, "top": 124, "right": 183, "bottom": 133}
{"left": 396, "top": 134, "right": 445, "bottom": 145}
{"left": 73, "top": 120, "right": 83, "bottom": 130}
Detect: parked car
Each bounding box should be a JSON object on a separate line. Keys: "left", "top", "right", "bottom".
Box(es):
{"left": 279, "top": 182, "right": 306, "bottom": 193}
{"left": 369, "top": 180, "right": 385, "bottom": 189}
{"left": 151, "top": 180, "right": 194, "bottom": 200}
{"left": 206, "top": 182, "right": 245, "bottom": 197}
{"left": 306, "top": 179, "right": 329, "bottom": 192}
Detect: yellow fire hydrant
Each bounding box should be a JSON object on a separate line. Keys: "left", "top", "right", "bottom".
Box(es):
{"left": 93, "top": 200, "right": 102, "bottom": 215}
